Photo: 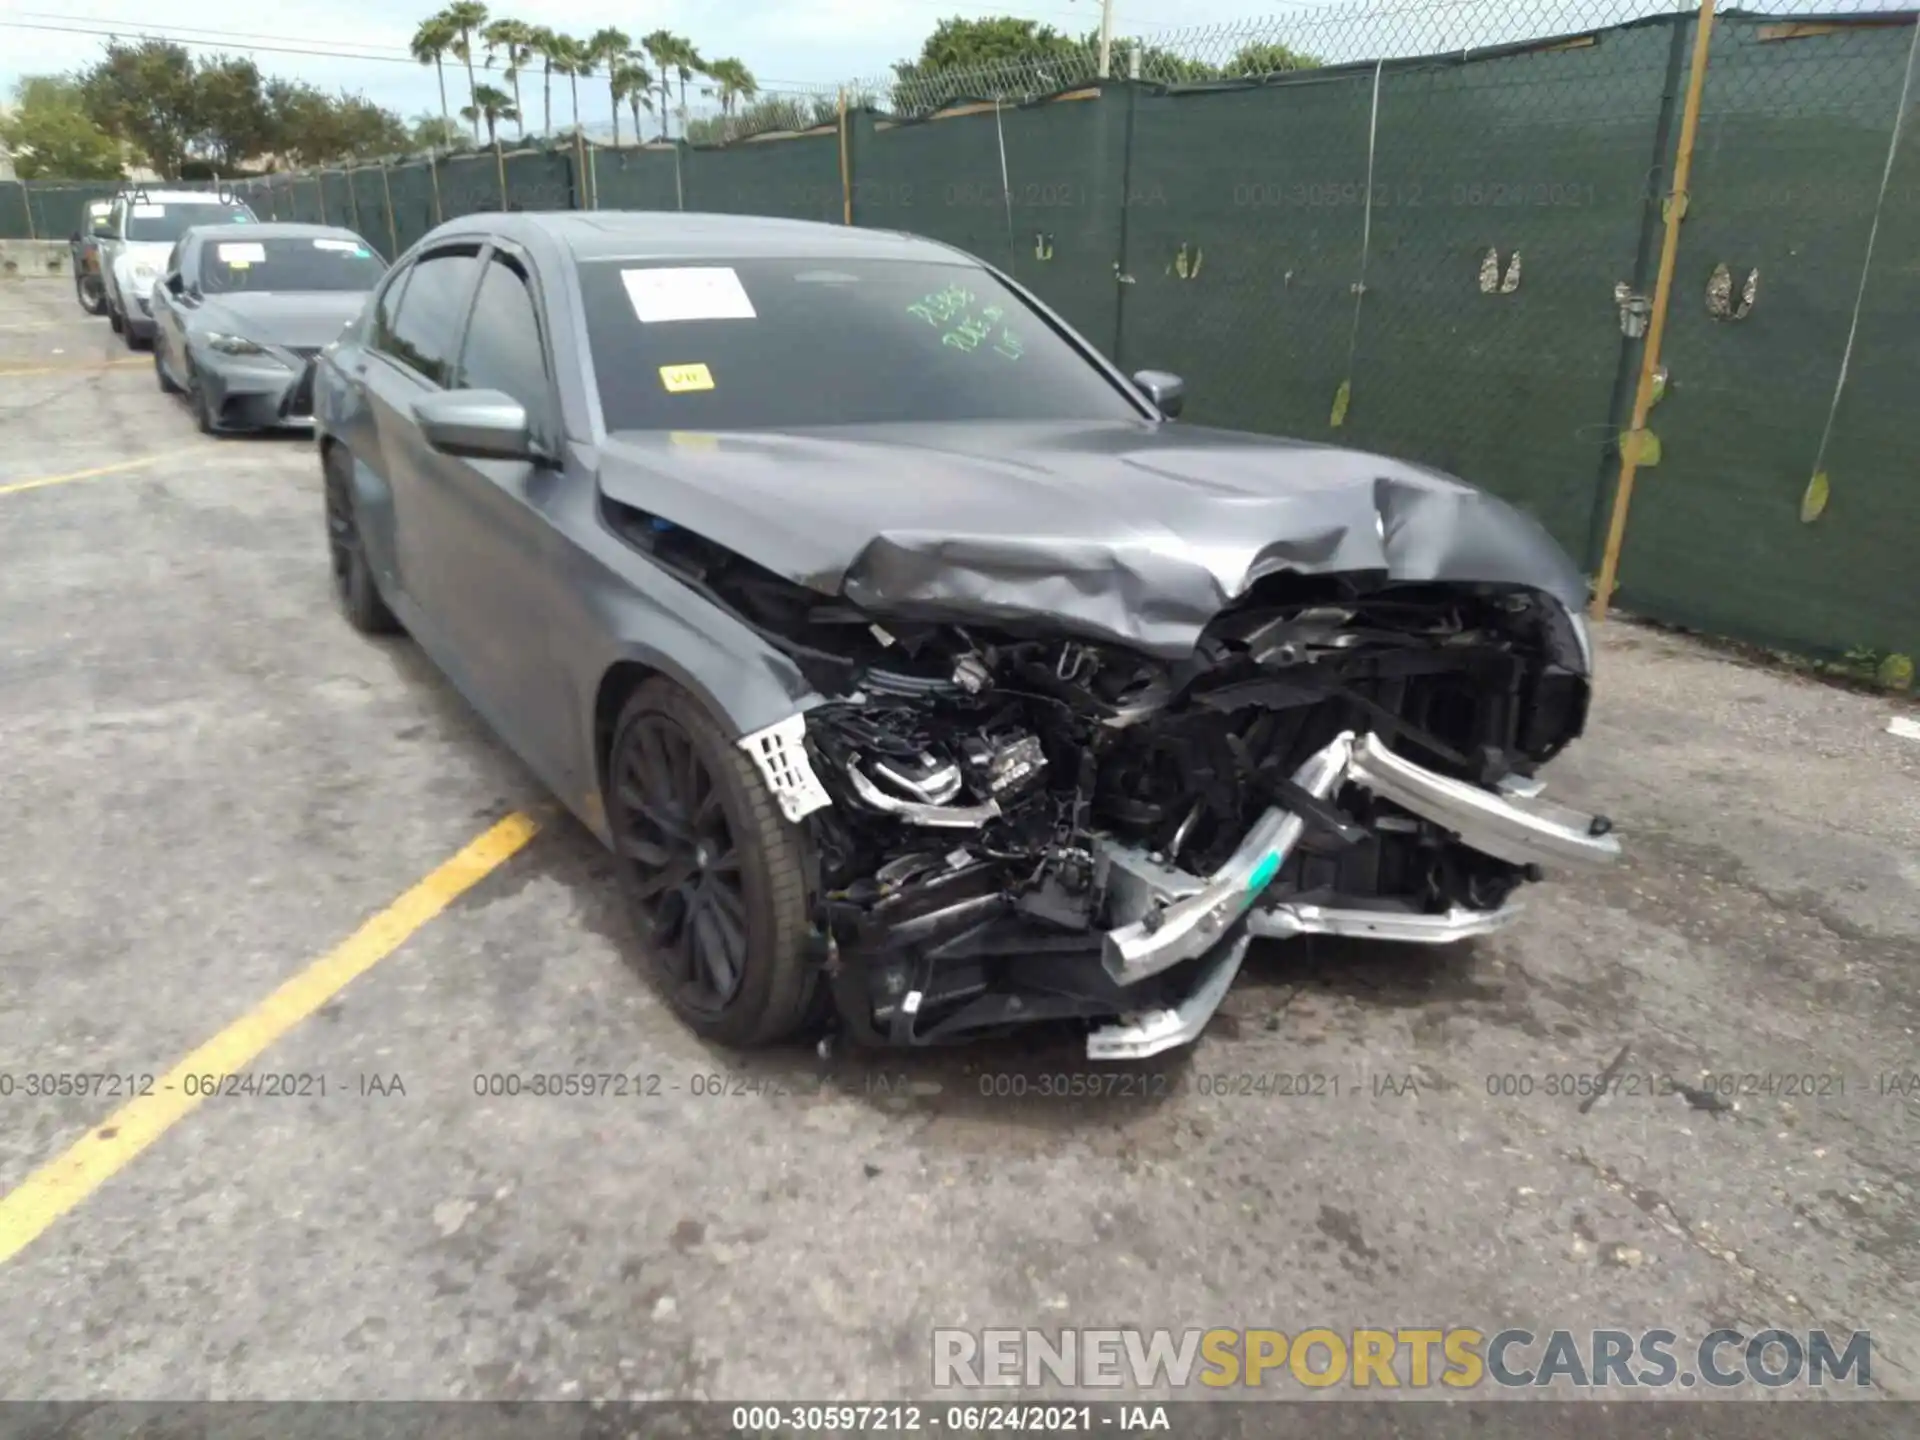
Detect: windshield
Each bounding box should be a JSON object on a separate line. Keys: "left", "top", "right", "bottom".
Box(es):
{"left": 126, "top": 203, "right": 253, "bottom": 244}
{"left": 580, "top": 257, "right": 1142, "bottom": 432}
{"left": 199, "top": 235, "right": 385, "bottom": 294}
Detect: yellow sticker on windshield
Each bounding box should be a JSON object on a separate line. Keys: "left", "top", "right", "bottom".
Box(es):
{"left": 659, "top": 363, "right": 714, "bottom": 393}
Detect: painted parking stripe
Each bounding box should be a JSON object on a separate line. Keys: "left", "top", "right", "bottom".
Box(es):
{"left": 0, "top": 812, "right": 541, "bottom": 1268}
{"left": 0, "top": 452, "right": 180, "bottom": 498}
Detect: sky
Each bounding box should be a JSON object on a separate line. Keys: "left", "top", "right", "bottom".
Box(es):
{"left": 0, "top": 0, "right": 1322, "bottom": 130}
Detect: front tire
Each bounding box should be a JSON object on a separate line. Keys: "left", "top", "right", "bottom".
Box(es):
{"left": 607, "top": 679, "right": 815, "bottom": 1047}
{"left": 75, "top": 271, "right": 106, "bottom": 317}
{"left": 154, "top": 342, "right": 181, "bottom": 395}
{"left": 186, "top": 360, "right": 219, "bottom": 435}
{"left": 322, "top": 444, "right": 399, "bottom": 635}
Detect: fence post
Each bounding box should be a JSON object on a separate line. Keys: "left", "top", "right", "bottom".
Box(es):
{"left": 1591, "top": 0, "right": 1720, "bottom": 623}
{"left": 496, "top": 138, "right": 509, "bottom": 210}
{"left": 348, "top": 164, "right": 363, "bottom": 232}
{"left": 839, "top": 88, "right": 853, "bottom": 225}
{"left": 380, "top": 162, "right": 399, "bottom": 257}
{"left": 21, "top": 188, "right": 36, "bottom": 242}
{"left": 429, "top": 152, "right": 444, "bottom": 225}
{"left": 316, "top": 174, "right": 328, "bottom": 225}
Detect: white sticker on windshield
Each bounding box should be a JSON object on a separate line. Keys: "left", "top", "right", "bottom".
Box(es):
{"left": 621, "top": 266, "right": 756, "bottom": 323}
{"left": 312, "top": 238, "right": 360, "bottom": 252}
{"left": 218, "top": 242, "right": 267, "bottom": 263}
{"left": 133, "top": 204, "right": 165, "bottom": 218}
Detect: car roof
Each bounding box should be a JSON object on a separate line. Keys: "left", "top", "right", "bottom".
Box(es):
{"left": 183, "top": 222, "right": 369, "bottom": 244}
{"left": 123, "top": 190, "right": 250, "bottom": 206}
{"left": 432, "top": 210, "right": 977, "bottom": 267}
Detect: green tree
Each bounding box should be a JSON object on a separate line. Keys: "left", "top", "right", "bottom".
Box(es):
{"left": 0, "top": 76, "right": 123, "bottom": 180}
{"left": 440, "top": 2, "right": 491, "bottom": 144}
{"left": 410, "top": 14, "right": 457, "bottom": 142}
{"left": 483, "top": 18, "right": 535, "bottom": 140}
{"left": 1224, "top": 41, "right": 1320, "bottom": 77}
{"left": 461, "top": 82, "right": 517, "bottom": 147}
{"left": 410, "top": 111, "right": 465, "bottom": 149}
{"left": 79, "top": 38, "right": 200, "bottom": 178}
{"left": 588, "top": 28, "right": 632, "bottom": 144}
{"left": 194, "top": 55, "right": 274, "bottom": 171}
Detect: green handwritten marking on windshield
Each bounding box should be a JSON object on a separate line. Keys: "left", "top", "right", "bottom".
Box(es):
{"left": 907, "top": 286, "right": 1023, "bottom": 361}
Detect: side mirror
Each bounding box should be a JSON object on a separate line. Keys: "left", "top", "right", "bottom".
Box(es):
{"left": 164, "top": 273, "right": 185, "bottom": 296}
{"left": 413, "top": 389, "right": 537, "bottom": 462}
{"left": 1132, "top": 369, "right": 1185, "bottom": 420}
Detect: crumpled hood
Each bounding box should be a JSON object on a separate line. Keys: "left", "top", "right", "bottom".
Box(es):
{"left": 196, "top": 291, "right": 367, "bottom": 350}
{"left": 596, "top": 420, "right": 1590, "bottom": 658}
{"left": 114, "top": 242, "right": 172, "bottom": 289}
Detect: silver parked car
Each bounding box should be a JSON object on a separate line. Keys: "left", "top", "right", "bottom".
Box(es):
{"left": 150, "top": 222, "right": 386, "bottom": 434}
{"left": 313, "top": 210, "right": 1619, "bottom": 1060}
{"left": 93, "top": 188, "right": 257, "bottom": 348}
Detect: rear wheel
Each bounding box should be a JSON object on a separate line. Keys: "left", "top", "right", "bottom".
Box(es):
{"left": 607, "top": 679, "right": 815, "bottom": 1047}
{"left": 323, "top": 444, "right": 399, "bottom": 634}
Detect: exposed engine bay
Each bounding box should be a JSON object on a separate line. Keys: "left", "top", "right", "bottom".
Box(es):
{"left": 614, "top": 508, "right": 1621, "bottom": 1059}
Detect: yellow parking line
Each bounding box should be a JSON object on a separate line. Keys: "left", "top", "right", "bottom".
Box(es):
{"left": 0, "top": 452, "right": 174, "bottom": 497}
{"left": 0, "top": 812, "right": 541, "bottom": 1268}
{"left": 0, "top": 359, "right": 147, "bottom": 377}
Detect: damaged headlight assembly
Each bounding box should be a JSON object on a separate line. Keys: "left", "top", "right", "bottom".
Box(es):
{"left": 737, "top": 595, "right": 1621, "bottom": 1063}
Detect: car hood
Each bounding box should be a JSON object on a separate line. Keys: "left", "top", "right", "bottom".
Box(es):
{"left": 596, "top": 420, "right": 1590, "bottom": 659}
{"left": 116, "top": 242, "right": 173, "bottom": 268}
{"left": 194, "top": 291, "right": 367, "bottom": 349}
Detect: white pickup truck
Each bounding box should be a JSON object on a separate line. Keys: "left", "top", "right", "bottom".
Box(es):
{"left": 94, "top": 188, "right": 258, "bottom": 348}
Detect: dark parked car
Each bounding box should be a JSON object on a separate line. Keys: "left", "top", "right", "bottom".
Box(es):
{"left": 313, "top": 211, "right": 1619, "bottom": 1060}
{"left": 152, "top": 223, "right": 386, "bottom": 433}
{"left": 69, "top": 199, "right": 114, "bottom": 316}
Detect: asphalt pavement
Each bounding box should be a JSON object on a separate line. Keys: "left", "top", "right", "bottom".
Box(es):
{"left": 1, "top": 277, "right": 1916, "bottom": 1412}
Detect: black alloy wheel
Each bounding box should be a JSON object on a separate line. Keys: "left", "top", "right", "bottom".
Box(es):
{"left": 605, "top": 680, "right": 815, "bottom": 1046}
{"left": 614, "top": 710, "right": 750, "bottom": 1015}
{"left": 323, "top": 445, "right": 399, "bottom": 634}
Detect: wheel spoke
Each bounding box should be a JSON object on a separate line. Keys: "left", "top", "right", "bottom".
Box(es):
{"left": 630, "top": 859, "right": 695, "bottom": 899}
{"left": 618, "top": 833, "right": 674, "bottom": 869}
{"left": 690, "top": 892, "right": 740, "bottom": 1001}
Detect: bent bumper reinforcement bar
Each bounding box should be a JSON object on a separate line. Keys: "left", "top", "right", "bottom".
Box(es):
{"left": 1084, "top": 728, "right": 1618, "bottom": 1060}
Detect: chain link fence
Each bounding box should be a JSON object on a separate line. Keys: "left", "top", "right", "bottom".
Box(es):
{"left": 2, "top": 0, "right": 1914, "bottom": 676}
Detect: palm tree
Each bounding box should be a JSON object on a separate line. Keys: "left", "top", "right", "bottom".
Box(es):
{"left": 547, "top": 34, "right": 588, "bottom": 134}
{"left": 703, "top": 58, "right": 757, "bottom": 120}
{"left": 461, "top": 82, "right": 518, "bottom": 148}
{"left": 482, "top": 19, "right": 535, "bottom": 140}
{"left": 642, "top": 32, "right": 703, "bottom": 141}
{"left": 441, "top": 1, "right": 491, "bottom": 144}
{"left": 588, "top": 28, "right": 632, "bottom": 145}
{"left": 527, "top": 26, "right": 558, "bottom": 136}
{"left": 410, "top": 15, "right": 458, "bottom": 144}
{"left": 613, "top": 59, "right": 652, "bottom": 146}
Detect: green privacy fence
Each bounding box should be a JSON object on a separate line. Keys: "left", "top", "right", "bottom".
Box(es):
{"left": 3, "top": 7, "right": 1914, "bottom": 677}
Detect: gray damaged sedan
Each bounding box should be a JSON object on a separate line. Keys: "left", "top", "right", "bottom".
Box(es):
{"left": 313, "top": 211, "right": 1621, "bottom": 1060}
{"left": 152, "top": 223, "right": 386, "bottom": 434}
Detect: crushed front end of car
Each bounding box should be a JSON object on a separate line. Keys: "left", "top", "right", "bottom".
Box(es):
{"left": 629, "top": 513, "right": 1619, "bottom": 1060}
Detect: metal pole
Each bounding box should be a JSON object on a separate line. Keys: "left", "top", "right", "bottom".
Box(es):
{"left": 1591, "top": 0, "right": 1718, "bottom": 622}
{"left": 838, "top": 88, "right": 853, "bottom": 225}
{"left": 1097, "top": 0, "right": 1116, "bottom": 79}
{"left": 380, "top": 163, "right": 399, "bottom": 257}
{"left": 429, "top": 152, "right": 444, "bottom": 225}
{"left": 495, "top": 138, "right": 508, "bottom": 210}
